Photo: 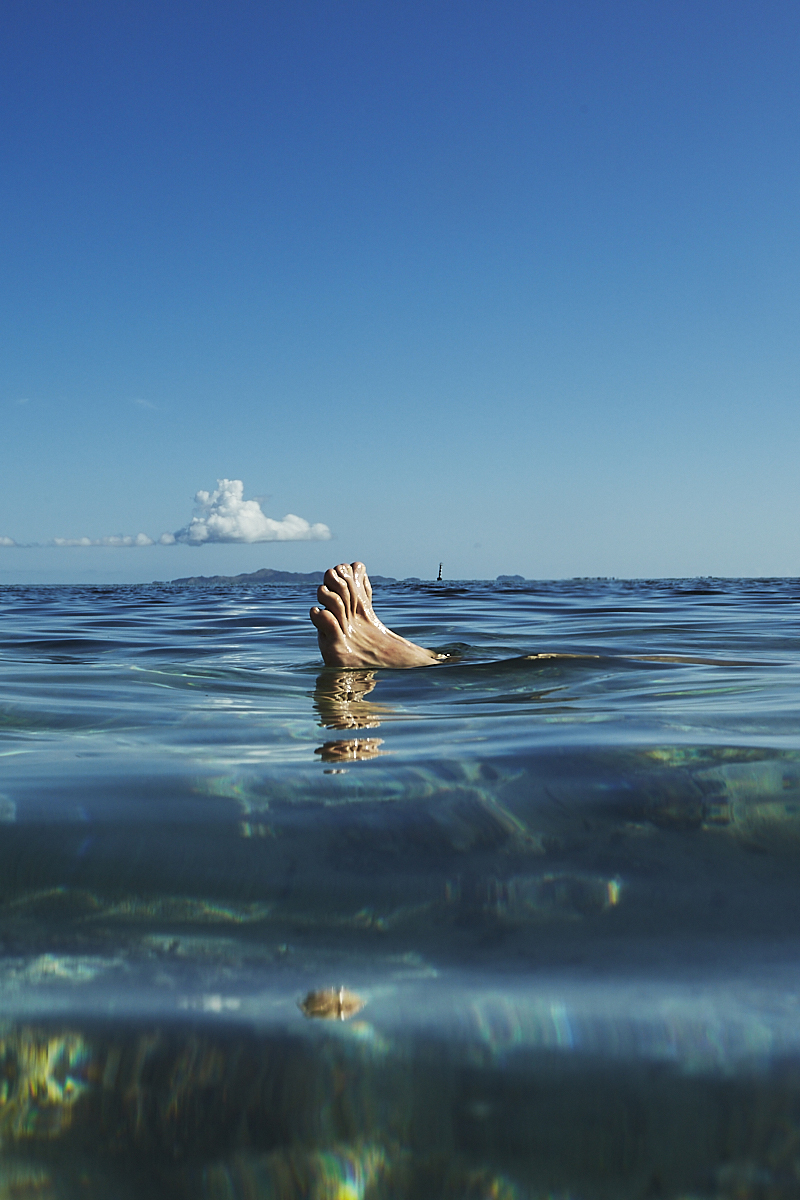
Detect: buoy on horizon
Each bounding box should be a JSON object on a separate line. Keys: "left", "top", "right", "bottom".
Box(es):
{"left": 437, "top": 563, "right": 443, "bottom": 581}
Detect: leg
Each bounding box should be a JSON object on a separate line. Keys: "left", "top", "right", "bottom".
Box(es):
{"left": 310, "top": 562, "right": 440, "bottom": 668}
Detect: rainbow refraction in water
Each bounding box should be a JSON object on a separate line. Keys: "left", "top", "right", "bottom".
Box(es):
{"left": 2, "top": 575, "right": 800, "bottom": 1197}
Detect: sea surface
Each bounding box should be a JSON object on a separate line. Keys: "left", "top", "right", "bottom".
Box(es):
{"left": 2, "top": 576, "right": 800, "bottom": 1198}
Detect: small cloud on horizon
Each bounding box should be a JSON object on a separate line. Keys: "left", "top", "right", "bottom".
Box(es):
{"left": 171, "top": 479, "right": 331, "bottom": 545}
{"left": 0, "top": 479, "right": 331, "bottom": 549}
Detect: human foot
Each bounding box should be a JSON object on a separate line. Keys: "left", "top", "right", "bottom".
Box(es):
{"left": 310, "top": 562, "right": 440, "bottom": 668}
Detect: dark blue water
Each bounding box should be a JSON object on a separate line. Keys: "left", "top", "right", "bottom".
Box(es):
{"left": 2, "top": 577, "right": 800, "bottom": 1198}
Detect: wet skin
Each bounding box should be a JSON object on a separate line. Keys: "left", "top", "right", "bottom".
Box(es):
{"left": 310, "top": 562, "right": 440, "bottom": 669}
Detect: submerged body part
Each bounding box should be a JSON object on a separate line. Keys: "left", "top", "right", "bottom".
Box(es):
{"left": 311, "top": 561, "right": 440, "bottom": 668}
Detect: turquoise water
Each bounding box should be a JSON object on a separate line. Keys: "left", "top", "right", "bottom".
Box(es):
{"left": 2, "top": 577, "right": 800, "bottom": 1197}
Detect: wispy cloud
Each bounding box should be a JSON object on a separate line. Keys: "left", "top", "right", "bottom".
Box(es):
{"left": 133, "top": 398, "right": 158, "bottom": 410}
{"left": 0, "top": 479, "right": 331, "bottom": 548}
{"left": 52, "top": 534, "right": 155, "bottom": 547}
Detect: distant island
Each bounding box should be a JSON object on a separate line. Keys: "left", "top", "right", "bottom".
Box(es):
{"left": 160, "top": 567, "right": 398, "bottom": 586}
{"left": 156, "top": 567, "right": 532, "bottom": 587}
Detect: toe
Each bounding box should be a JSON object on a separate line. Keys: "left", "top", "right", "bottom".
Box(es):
{"left": 317, "top": 584, "right": 348, "bottom": 629}
{"left": 353, "top": 560, "right": 369, "bottom": 589}
{"left": 311, "top": 605, "right": 336, "bottom": 630}
{"left": 352, "top": 562, "right": 373, "bottom": 612}
{"left": 336, "top": 562, "right": 360, "bottom": 609}
{"left": 324, "top": 567, "right": 352, "bottom": 615}
{"left": 311, "top": 607, "right": 349, "bottom": 664}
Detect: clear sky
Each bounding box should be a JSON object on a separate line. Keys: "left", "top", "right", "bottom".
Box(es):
{"left": 2, "top": 0, "right": 799, "bottom": 583}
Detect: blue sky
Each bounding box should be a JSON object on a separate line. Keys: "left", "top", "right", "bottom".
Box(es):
{"left": 2, "top": 0, "right": 799, "bottom": 582}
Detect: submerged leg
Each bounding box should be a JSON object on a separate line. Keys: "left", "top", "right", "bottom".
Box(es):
{"left": 310, "top": 562, "right": 440, "bottom": 668}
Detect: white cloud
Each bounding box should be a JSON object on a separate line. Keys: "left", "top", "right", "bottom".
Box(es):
{"left": 0, "top": 479, "right": 331, "bottom": 549}
{"left": 133, "top": 398, "right": 158, "bottom": 410}
{"left": 172, "top": 479, "right": 331, "bottom": 544}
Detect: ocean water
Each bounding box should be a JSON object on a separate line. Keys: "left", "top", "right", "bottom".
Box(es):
{"left": 2, "top": 577, "right": 800, "bottom": 1198}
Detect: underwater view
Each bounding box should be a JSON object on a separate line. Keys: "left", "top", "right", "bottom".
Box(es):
{"left": 2, "top": 575, "right": 800, "bottom": 1198}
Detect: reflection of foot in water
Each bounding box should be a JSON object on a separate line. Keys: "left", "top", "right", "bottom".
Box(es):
{"left": 313, "top": 670, "right": 386, "bottom": 730}
{"left": 315, "top": 737, "right": 384, "bottom": 764}
{"left": 311, "top": 562, "right": 440, "bottom": 668}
